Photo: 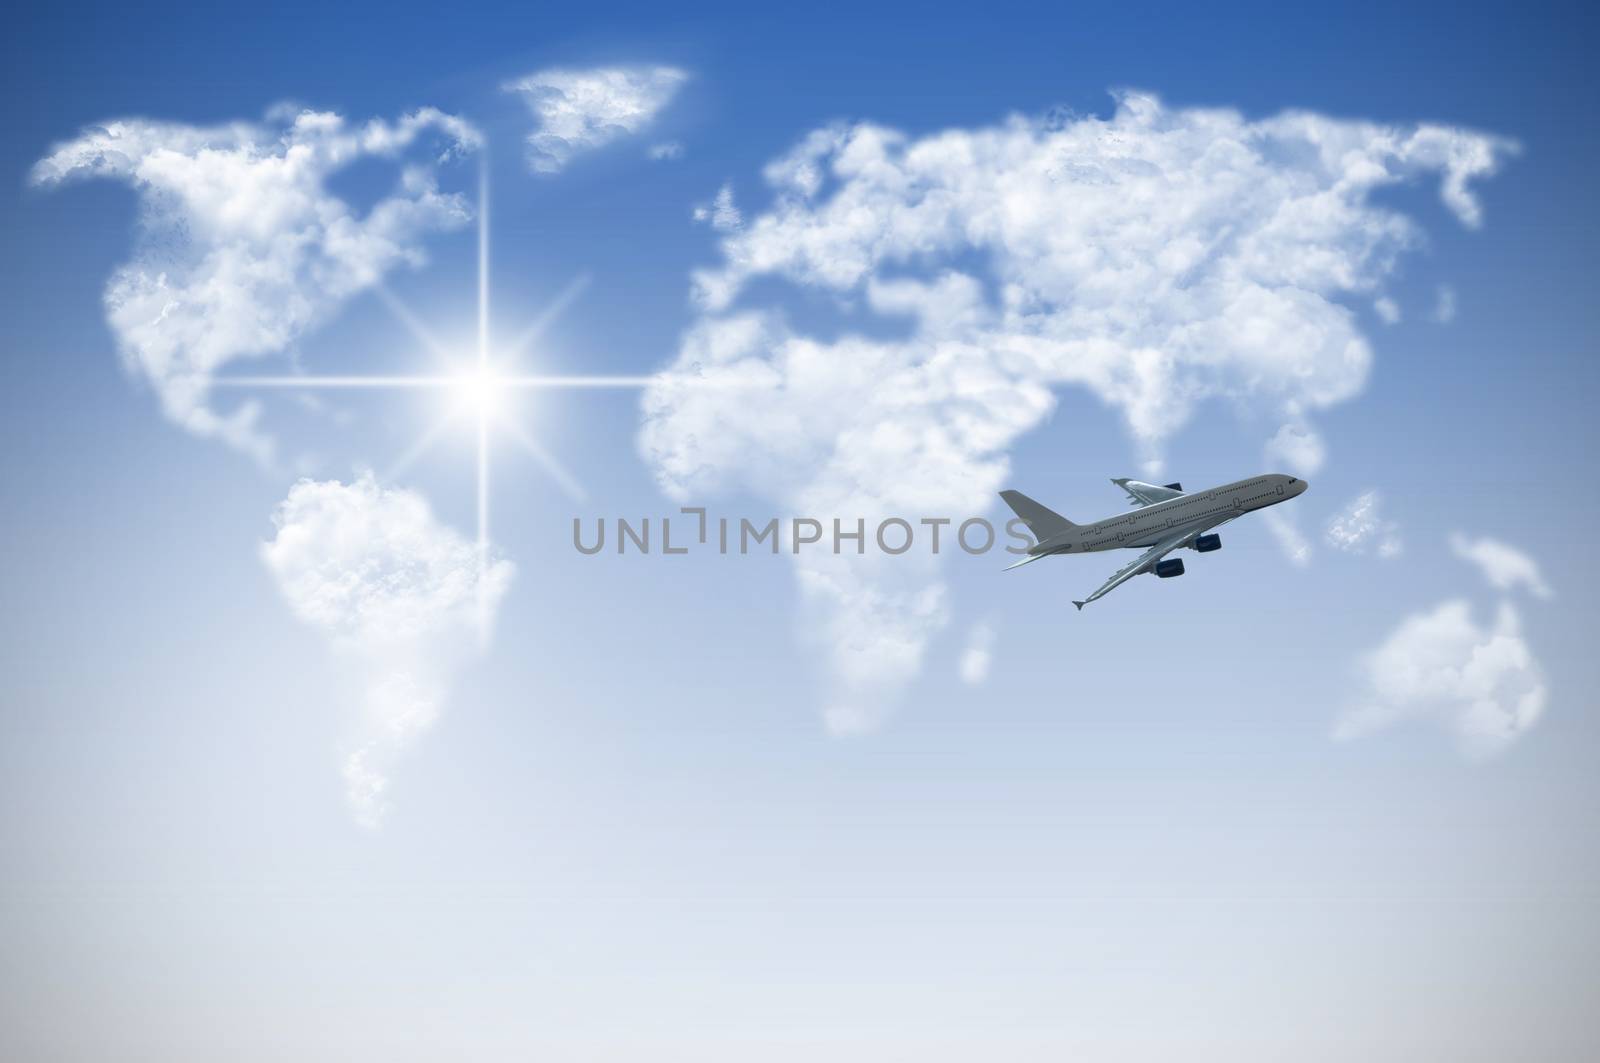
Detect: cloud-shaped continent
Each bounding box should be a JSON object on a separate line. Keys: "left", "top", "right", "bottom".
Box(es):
{"left": 32, "top": 106, "right": 481, "bottom": 463}
{"left": 642, "top": 91, "right": 1513, "bottom": 730}
{"left": 504, "top": 65, "right": 687, "bottom": 175}
{"left": 262, "top": 474, "right": 514, "bottom": 826}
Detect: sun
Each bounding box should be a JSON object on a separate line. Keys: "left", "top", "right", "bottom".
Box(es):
{"left": 453, "top": 365, "right": 506, "bottom": 418}
{"left": 208, "top": 165, "right": 669, "bottom": 638}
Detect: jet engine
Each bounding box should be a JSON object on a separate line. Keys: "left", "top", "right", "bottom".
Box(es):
{"left": 1155, "top": 558, "right": 1186, "bottom": 578}
{"left": 1194, "top": 534, "right": 1221, "bottom": 553}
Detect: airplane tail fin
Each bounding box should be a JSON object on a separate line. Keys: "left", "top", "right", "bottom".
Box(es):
{"left": 999, "top": 490, "right": 1076, "bottom": 542}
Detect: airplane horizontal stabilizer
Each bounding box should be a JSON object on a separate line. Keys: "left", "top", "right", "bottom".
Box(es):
{"left": 1003, "top": 551, "right": 1051, "bottom": 571}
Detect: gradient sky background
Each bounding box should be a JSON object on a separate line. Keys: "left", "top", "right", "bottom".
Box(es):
{"left": 3, "top": 2, "right": 1598, "bottom": 1060}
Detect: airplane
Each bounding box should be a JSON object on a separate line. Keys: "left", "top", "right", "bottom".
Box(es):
{"left": 999, "top": 474, "right": 1308, "bottom": 609}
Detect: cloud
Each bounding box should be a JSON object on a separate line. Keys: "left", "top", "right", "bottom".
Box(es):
{"left": 261, "top": 474, "right": 514, "bottom": 826}
{"left": 648, "top": 141, "right": 684, "bottom": 162}
{"left": 1374, "top": 296, "right": 1401, "bottom": 324}
{"left": 1326, "top": 490, "right": 1403, "bottom": 557}
{"left": 32, "top": 106, "right": 480, "bottom": 464}
{"left": 641, "top": 91, "right": 1510, "bottom": 729}
{"left": 958, "top": 621, "right": 996, "bottom": 686}
{"left": 504, "top": 65, "right": 687, "bottom": 174}
{"left": 1337, "top": 600, "right": 1545, "bottom": 759}
{"left": 1262, "top": 509, "right": 1314, "bottom": 567}
{"left": 802, "top": 552, "right": 948, "bottom": 734}
{"left": 1451, "top": 533, "right": 1551, "bottom": 598}
{"left": 1435, "top": 283, "right": 1458, "bottom": 323}
{"left": 1265, "top": 421, "right": 1326, "bottom": 476}
{"left": 692, "top": 183, "right": 743, "bottom": 231}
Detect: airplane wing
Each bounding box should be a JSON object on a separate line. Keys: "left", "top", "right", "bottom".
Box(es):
{"left": 1113, "top": 478, "right": 1185, "bottom": 507}
{"left": 1072, "top": 518, "right": 1223, "bottom": 610}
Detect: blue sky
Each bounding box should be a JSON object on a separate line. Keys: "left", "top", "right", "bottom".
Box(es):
{"left": 3, "top": 2, "right": 1598, "bottom": 1059}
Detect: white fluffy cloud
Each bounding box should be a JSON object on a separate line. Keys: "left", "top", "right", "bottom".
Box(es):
{"left": 801, "top": 552, "right": 948, "bottom": 734}
{"left": 1451, "top": 533, "right": 1551, "bottom": 598}
{"left": 504, "top": 65, "right": 687, "bottom": 174}
{"left": 641, "top": 92, "right": 1510, "bottom": 729}
{"left": 1327, "top": 490, "right": 1403, "bottom": 557}
{"left": 261, "top": 474, "right": 514, "bottom": 826}
{"left": 1263, "top": 509, "right": 1314, "bottom": 567}
{"left": 693, "top": 183, "right": 743, "bottom": 231}
{"left": 1337, "top": 600, "right": 1545, "bottom": 758}
{"left": 958, "top": 621, "right": 997, "bottom": 686}
{"left": 1435, "top": 283, "right": 1458, "bottom": 323}
{"left": 32, "top": 107, "right": 480, "bottom": 463}
{"left": 1265, "top": 421, "right": 1327, "bottom": 476}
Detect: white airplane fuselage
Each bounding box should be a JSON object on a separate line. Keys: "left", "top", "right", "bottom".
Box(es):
{"left": 1000, "top": 472, "right": 1308, "bottom": 608}
{"left": 1035, "top": 473, "right": 1307, "bottom": 555}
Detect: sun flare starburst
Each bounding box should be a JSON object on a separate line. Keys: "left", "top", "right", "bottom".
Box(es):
{"left": 453, "top": 366, "right": 507, "bottom": 418}
{"left": 211, "top": 166, "right": 645, "bottom": 640}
